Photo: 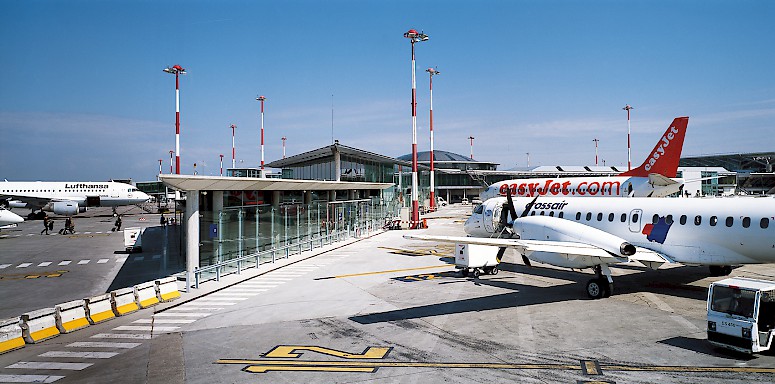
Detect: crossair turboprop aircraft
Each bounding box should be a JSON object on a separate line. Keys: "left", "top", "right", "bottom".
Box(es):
{"left": 406, "top": 192, "right": 775, "bottom": 299}
{"left": 0, "top": 181, "right": 150, "bottom": 219}
{"left": 0, "top": 208, "right": 24, "bottom": 229}
{"left": 479, "top": 117, "right": 689, "bottom": 200}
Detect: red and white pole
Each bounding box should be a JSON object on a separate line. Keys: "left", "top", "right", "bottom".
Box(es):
{"left": 220, "top": 154, "right": 224, "bottom": 176}
{"left": 469, "top": 136, "right": 475, "bottom": 159}
{"left": 282, "top": 136, "right": 287, "bottom": 159}
{"left": 404, "top": 29, "right": 427, "bottom": 229}
{"left": 158, "top": 159, "right": 163, "bottom": 175}
{"left": 426, "top": 67, "right": 439, "bottom": 211}
{"left": 593, "top": 138, "right": 599, "bottom": 166}
{"left": 230, "top": 124, "right": 236, "bottom": 168}
{"left": 169, "top": 150, "right": 174, "bottom": 174}
{"left": 163, "top": 65, "right": 185, "bottom": 174}
{"left": 623, "top": 104, "right": 633, "bottom": 170}
{"left": 257, "top": 96, "right": 267, "bottom": 176}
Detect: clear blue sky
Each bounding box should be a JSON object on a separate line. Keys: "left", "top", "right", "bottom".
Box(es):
{"left": 1, "top": 0, "right": 773, "bottom": 181}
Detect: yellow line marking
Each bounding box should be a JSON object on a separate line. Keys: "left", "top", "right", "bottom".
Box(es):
{"left": 330, "top": 265, "right": 451, "bottom": 279}
{"left": 216, "top": 359, "right": 775, "bottom": 374}
{"left": 583, "top": 360, "right": 601, "bottom": 375}
{"left": 264, "top": 346, "right": 391, "bottom": 359}
{"left": 245, "top": 365, "right": 377, "bottom": 373}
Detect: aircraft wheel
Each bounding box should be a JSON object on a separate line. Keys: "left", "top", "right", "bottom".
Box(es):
{"left": 602, "top": 280, "right": 613, "bottom": 298}
{"left": 586, "top": 278, "right": 605, "bottom": 299}
{"left": 472, "top": 269, "right": 481, "bottom": 278}
{"left": 461, "top": 269, "right": 469, "bottom": 277}
{"left": 491, "top": 266, "right": 499, "bottom": 275}
{"left": 709, "top": 265, "right": 733, "bottom": 277}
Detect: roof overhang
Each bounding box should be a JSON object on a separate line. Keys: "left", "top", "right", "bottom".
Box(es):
{"left": 159, "top": 174, "right": 393, "bottom": 192}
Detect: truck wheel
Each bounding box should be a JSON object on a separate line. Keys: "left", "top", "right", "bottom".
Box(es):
{"left": 491, "top": 266, "right": 499, "bottom": 275}
{"left": 472, "top": 269, "right": 481, "bottom": 278}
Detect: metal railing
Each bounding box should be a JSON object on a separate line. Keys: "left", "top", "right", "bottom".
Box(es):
{"left": 190, "top": 217, "right": 383, "bottom": 289}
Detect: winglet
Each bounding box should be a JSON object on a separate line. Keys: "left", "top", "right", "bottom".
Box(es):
{"left": 620, "top": 117, "right": 688, "bottom": 178}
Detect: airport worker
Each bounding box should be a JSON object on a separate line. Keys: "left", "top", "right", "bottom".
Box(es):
{"left": 115, "top": 215, "right": 122, "bottom": 231}
{"left": 41, "top": 215, "right": 50, "bottom": 235}
{"left": 64, "top": 217, "right": 74, "bottom": 234}
{"left": 160, "top": 214, "right": 166, "bottom": 226}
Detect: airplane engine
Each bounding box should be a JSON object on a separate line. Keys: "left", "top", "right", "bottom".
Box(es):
{"left": 47, "top": 201, "right": 87, "bottom": 216}
{"left": 8, "top": 200, "right": 30, "bottom": 209}
{"left": 513, "top": 215, "right": 636, "bottom": 258}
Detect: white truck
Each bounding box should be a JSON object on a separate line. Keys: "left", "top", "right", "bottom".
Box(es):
{"left": 123, "top": 227, "right": 143, "bottom": 253}
{"left": 707, "top": 277, "right": 775, "bottom": 354}
{"left": 455, "top": 243, "right": 501, "bottom": 278}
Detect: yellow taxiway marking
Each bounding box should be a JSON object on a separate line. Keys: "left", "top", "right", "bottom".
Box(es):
{"left": 325, "top": 265, "right": 452, "bottom": 279}
{"left": 264, "top": 345, "right": 391, "bottom": 359}
{"left": 218, "top": 359, "right": 775, "bottom": 375}
{"left": 0, "top": 270, "right": 68, "bottom": 280}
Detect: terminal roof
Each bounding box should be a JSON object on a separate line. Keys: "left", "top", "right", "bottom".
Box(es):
{"left": 159, "top": 174, "right": 393, "bottom": 192}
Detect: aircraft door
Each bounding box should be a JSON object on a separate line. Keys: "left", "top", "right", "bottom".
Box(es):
{"left": 482, "top": 204, "right": 501, "bottom": 234}
{"left": 628, "top": 209, "right": 643, "bottom": 233}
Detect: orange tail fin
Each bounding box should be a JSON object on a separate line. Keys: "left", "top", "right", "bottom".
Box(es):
{"left": 620, "top": 117, "right": 688, "bottom": 178}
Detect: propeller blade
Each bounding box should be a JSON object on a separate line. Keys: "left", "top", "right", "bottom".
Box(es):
{"left": 521, "top": 254, "right": 532, "bottom": 266}
{"left": 520, "top": 195, "right": 540, "bottom": 218}
{"left": 496, "top": 247, "right": 507, "bottom": 263}
{"left": 505, "top": 190, "right": 518, "bottom": 220}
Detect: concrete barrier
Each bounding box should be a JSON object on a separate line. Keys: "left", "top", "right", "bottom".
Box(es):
{"left": 156, "top": 277, "right": 181, "bottom": 302}
{"left": 85, "top": 293, "right": 115, "bottom": 324}
{"left": 20, "top": 308, "right": 60, "bottom": 343}
{"left": 112, "top": 287, "right": 139, "bottom": 316}
{"left": 55, "top": 300, "right": 90, "bottom": 333}
{"left": 0, "top": 317, "right": 25, "bottom": 354}
{"left": 135, "top": 281, "right": 159, "bottom": 309}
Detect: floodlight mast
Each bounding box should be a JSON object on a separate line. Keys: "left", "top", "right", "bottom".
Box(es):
{"left": 623, "top": 104, "right": 634, "bottom": 171}
{"left": 426, "top": 67, "right": 440, "bottom": 211}
{"left": 469, "top": 136, "right": 475, "bottom": 159}
{"left": 593, "top": 138, "right": 600, "bottom": 166}
{"left": 230, "top": 124, "right": 237, "bottom": 168}
{"left": 169, "top": 150, "right": 174, "bottom": 174}
{"left": 256, "top": 96, "right": 267, "bottom": 176}
{"left": 163, "top": 65, "right": 186, "bottom": 174}
{"left": 220, "top": 154, "right": 224, "bottom": 176}
{"left": 282, "top": 136, "right": 287, "bottom": 159}
{"left": 404, "top": 28, "right": 428, "bottom": 228}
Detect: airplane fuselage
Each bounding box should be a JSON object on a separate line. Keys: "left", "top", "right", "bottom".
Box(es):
{"left": 479, "top": 175, "right": 678, "bottom": 200}
{"left": 465, "top": 196, "right": 775, "bottom": 266}
{"left": 0, "top": 181, "right": 150, "bottom": 209}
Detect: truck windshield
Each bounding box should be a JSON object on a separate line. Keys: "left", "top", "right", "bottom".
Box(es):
{"left": 710, "top": 286, "right": 756, "bottom": 318}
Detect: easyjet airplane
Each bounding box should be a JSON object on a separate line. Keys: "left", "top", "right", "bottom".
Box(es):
{"left": 0, "top": 181, "right": 150, "bottom": 218}
{"left": 479, "top": 117, "right": 689, "bottom": 200}
{"left": 406, "top": 192, "right": 775, "bottom": 299}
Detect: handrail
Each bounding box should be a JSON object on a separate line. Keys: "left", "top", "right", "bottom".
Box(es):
{"left": 190, "top": 218, "right": 382, "bottom": 288}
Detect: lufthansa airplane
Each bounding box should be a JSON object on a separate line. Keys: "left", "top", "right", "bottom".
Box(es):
{"left": 479, "top": 117, "right": 689, "bottom": 200}
{"left": 406, "top": 193, "right": 775, "bottom": 299}
{"left": 0, "top": 181, "right": 150, "bottom": 218}
{"left": 0, "top": 208, "right": 24, "bottom": 229}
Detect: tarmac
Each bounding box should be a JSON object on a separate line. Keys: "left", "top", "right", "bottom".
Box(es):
{"left": 0, "top": 204, "right": 774, "bottom": 383}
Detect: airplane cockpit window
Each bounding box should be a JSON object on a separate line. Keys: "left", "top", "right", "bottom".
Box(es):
{"left": 726, "top": 217, "right": 734, "bottom": 227}
{"left": 761, "top": 218, "right": 770, "bottom": 229}
{"left": 473, "top": 205, "right": 483, "bottom": 214}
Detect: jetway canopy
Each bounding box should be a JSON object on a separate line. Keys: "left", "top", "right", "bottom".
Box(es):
{"left": 159, "top": 174, "right": 393, "bottom": 192}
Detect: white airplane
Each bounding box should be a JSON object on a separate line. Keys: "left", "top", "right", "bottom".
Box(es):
{"left": 0, "top": 181, "right": 150, "bottom": 218}
{"left": 0, "top": 208, "right": 24, "bottom": 230}
{"left": 479, "top": 117, "right": 689, "bottom": 200}
{"left": 406, "top": 192, "right": 775, "bottom": 299}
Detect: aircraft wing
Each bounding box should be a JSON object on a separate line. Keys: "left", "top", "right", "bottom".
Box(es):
{"left": 0, "top": 195, "right": 51, "bottom": 210}
{"left": 403, "top": 234, "right": 674, "bottom": 269}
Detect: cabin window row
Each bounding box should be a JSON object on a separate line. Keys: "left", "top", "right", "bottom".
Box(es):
{"left": 533, "top": 210, "right": 771, "bottom": 229}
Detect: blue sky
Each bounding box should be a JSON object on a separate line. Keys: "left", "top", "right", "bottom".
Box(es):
{"left": 1, "top": 0, "right": 773, "bottom": 181}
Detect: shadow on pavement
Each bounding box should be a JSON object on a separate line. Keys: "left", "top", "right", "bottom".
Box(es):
{"left": 107, "top": 225, "right": 186, "bottom": 291}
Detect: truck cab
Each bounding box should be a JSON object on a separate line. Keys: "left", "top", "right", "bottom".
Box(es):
{"left": 707, "top": 277, "right": 775, "bottom": 354}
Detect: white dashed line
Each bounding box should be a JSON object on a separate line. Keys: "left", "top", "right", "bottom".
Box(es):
{"left": 0, "top": 374, "right": 65, "bottom": 383}
{"left": 153, "top": 313, "right": 211, "bottom": 318}
{"left": 68, "top": 341, "right": 140, "bottom": 349}
{"left": 77, "top": 260, "right": 90, "bottom": 265}
{"left": 58, "top": 261, "right": 72, "bottom": 266}
{"left": 91, "top": 333, "right": 153, "bottom": 340}
{"left": 132, "top": 319, "right": 196, "bottom": 324}
{"left": 0, "top": 264, "right": 12, "bottom": 269}
{"left": 37, "top": 262, "right": 52, "bottom": 267}
{"left": 97, "top": 259, "right": 109, "bottom": 264}
{"left": 16, "top": 263, "right": 32, "bottom": 268}
{"left": 39, "top": 351, "right": 119, "bottom": 359}
{"left": 6, "top": 362, "right": 92, "bottom": 370}
{"left": 113, "top": 325, "right": 179, "bottom": 332}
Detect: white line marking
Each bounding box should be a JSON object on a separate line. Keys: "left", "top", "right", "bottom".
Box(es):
{"left": 84, "top": 232, "right": 92, "bottom": 234}
{"left": 0, "top": 374, "right": 65, "bottom": 383}
{"left": 77, "top": 260, "right": 90, "bottom": 265}
{"left": 210, "top": 293, "right": 258, "bottom": 297}
{"left": 6, "top": 362, "right": 92, "bottom": 370}
{"left": 91, "top": 333, "right": 152, "bottom": 340}
{"left": 58, "top": 261, "right": 72, "bottom": 266}
{"left": 153, "top": 313, "right": 211, "bottom": 318}
{"left": 40, "top": 351, "right": 119, "bottom": 359}
{"left": 0, "top": 375, "right": 64, "bottom": 383}
{"left": 166, "top": 307, "right": 223, "bottom": 311}
{"left": 198, "top": 297, "right": 248, "bottom": 301}
{"left": 257, "top": 277, "right": 292, "bottom": 281}
{"left": 641, "top": 292, "right": 674, "bottom": 312}
{"left": 113, "top": 325, "right": 179, "bottom": 332}
{"left": 671, "top": 315, "right": 701, "bottom": 331}
{"left": 239, "top": 283, "right": 280, "bottom": 287}
{"left": 223, "top": 289, "right": 268, "bottom": 293}
{"left": 183, "top": 302, "right": 234, "bottom": 306}
{"left": 68, "top": 341, "right": 141, "bottom": 349}
{"left": 16, "top": 263, "right": 32, "bottom": 268}
{"left": 0, "top": 264, "right": 10, "bottom": 269}
{"left": 97, "top": 259, "right": 109, "bottom": 264}
{"left": 38, "top": 262, "right": 52, "bottom": 267}
{"left": 116, "top": 258, "right": 128, "bottom": 263}
{"left": 133, "top": 319, "right": 196, "bottom": 324}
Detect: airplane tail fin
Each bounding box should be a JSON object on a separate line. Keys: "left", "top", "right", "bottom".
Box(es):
{"left": 620, "top": 117, "right": 688, "bottom": 178}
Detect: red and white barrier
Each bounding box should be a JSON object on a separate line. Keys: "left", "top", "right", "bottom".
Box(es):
{"left": 111, "top": 287, "right": 139, "bottom": 316}
{"left": 85, "top": 293, "right": 115, "bottom": 324}
{"left": 156, "top": 277, "right": 181, "bottom": 302}
{"left": 55, "top": 300, "right": 90, "bottom": 333}
{"left": 0, "top": 317, "right": 24, "bottom": 354}
{"left": 135, "top": 281, "right": 159, "bottom": 309}
{"left": 20, "top": 308, "right": 60, "bottom": 343}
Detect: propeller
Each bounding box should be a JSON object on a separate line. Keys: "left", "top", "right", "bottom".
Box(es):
{"left": 501, "top": 191, "right": 535, "bottom": 267}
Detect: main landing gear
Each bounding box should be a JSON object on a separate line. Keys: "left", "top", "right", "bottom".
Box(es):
{"left": 708, "top": 265, "right": 733, "bottom": 277}
{"left": 586, "top": 265, "right": 614, "bottom": 299}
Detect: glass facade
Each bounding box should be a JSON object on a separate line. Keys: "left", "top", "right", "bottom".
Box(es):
{"left": 281, "top": 154, "right": 396, "bottom": 183}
